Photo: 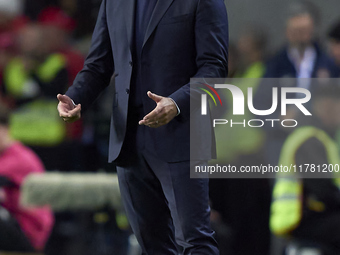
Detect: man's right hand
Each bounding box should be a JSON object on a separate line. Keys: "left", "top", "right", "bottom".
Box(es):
{"left": 57, "top": 94, "right": 81, "bottom": 123}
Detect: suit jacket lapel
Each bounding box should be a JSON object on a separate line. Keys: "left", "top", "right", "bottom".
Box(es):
{"left": 143, "top": 0, "right": 174, "bottom": 48}
{"left": 121, "top": 0, "right": 135, "bottom": 53}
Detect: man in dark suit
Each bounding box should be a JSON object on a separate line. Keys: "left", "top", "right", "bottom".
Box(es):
{"left": 57, "top": 0, "right": 228, "bottom": 254}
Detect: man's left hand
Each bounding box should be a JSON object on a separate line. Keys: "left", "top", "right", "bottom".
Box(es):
{"left": 139, "top": 91, "right": 178, "bottom": 128}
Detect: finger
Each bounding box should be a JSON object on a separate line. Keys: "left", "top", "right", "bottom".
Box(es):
{"left": 58, "top": 103, "right": 71, "bottom": 117}
{"left": 140, "top": 117, "right": 165, "bottom": 128}
{"left": 148, "top": 120, "right": 165, "bottom": 128}
{"left": 141, "top": 115, "right": 167, "bottom": 126}
{"left": 57, "top": 94, "right": 71, "bottom": 104}
{"left": 148, "top": 124, "right": 158, "bottom": 129}
{"left": 147, "top": 91, "right": 163, "bottom": 103}
{"left": 57, "top": 104, "right": 70, "bottom": 116}
{"left": 59, "top": 105, "right": 80, "bottom": 119}
{"left": 141, "top": 121, "right": 158, "bottom": 128}
{"left": 62, "top": 117, "right": 76, "bottom": 123}
{"left": 140, "top": 108, "right": 158, "bottom": 124}
{"left": 61, "top": 112, "right": 80, "bottom": 123}
{"left": 59, "top": 112, "right": 70, "bottom": 118}
{"left": 67, "top": 104, "right": 81, "bottom": 117}
{"left": 150, "top": 120, "right": 162, "bottom": 127}
{"left": 139, "top": 118, "right": 157, "bottom": 126}
{"left": 152, "top": 118, "right": 166, "bottom": 127}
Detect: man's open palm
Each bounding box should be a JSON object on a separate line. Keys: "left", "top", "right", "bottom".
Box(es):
{"left": 139, "top": 91, "right": 178, "bottom": 128}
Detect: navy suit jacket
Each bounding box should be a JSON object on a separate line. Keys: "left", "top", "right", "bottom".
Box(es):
{"left": 254, "top": 43, "right": 339, "bottom": 120}
{"left": 66, "top": 0, "right": 229, "bottom": 163}
{"left": 263, "top": 43, "right": 339, "bottom": 78}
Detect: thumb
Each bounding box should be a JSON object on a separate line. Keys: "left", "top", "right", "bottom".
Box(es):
{"left": 147, "top": 91, "right": 163, "bottom": 103}
{"left": 57, "top": 94, "right": 71, "bottom": 104}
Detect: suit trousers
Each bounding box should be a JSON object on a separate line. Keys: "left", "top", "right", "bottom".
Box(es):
{"left": 116, "top": 150, "right": 219, "bottom": 255}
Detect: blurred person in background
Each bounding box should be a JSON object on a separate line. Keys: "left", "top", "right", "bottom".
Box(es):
{"left": 58, "top": 0, "right": 102, "bottom": 52}
{"left": 0, "top": 0, "right": 23, "bottom": 34}
{"left": 226, "top": 43, "right": 239, "bottom": 78}
{"left": 0, "top": 32, "right": 15, "bottom": 93}
{"left": 209, "top": 27, "right": 271, "bottom": 255}
{"left": 213, "top": 26, "right": 267, "bottom": 164}
{"left": 262, "top": 1, "right": 338, "bottom": 80}
{"left": 0, "top": 103, "right": 54, "bottom": 252}
{"left": 23, "top": 0, "right": 102, "bottom": 43}
{"left": 0, "top": 0, "right": 23, "bottom": 88}
{"left": 38, "top": 7, "right": 85, "bottom": 158}
{"left": 236, "top": 26, "right": 267, "bottom": 79}
{"left": 37, "top": 6, "right": 84, "bottom": 86}
{"left": 254, "top": 1, "right": 339, "bottom": 166}
{"left": 1, "top": 22, "right": 70, "bottom": 170}
{"left": 328, "top": 20, "right": 340, "bottom": 71}
{"left": 270, "top": 84, "right": 340, "bottom": 255}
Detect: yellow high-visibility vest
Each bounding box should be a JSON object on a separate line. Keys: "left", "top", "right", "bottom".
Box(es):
{"left": 213, "top": 62, "right": 266, "bottom": 163}
{"left": 270, "top": 126, "right": 340, "bottom": 236}
{"left": 4, "top": 54, "right": 67, "bottom": 146}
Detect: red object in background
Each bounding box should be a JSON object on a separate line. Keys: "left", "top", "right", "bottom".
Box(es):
{"left": 0, "top": 142, "right": 54, "bottom": 251}
{"left": 37, "top": 7, "right": 76, "bottom": 32}
{"left": 0, "top": 32, "right": 13, "bottom": 49}
{"left": 11, "top": 15, "right": 30, "bottom": 32}
{"left": 0, "top": 15, "right": 30, "bottom": 51}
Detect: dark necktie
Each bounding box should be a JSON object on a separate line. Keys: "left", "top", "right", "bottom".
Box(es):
{"left": 135, "top": 0, "right": 158, "bottom": 56}
{"left": 130, "top": 0, "right": 157, "bottom": 108}
{"left": 119, "top": 0, "right": 158, "bottom": 160}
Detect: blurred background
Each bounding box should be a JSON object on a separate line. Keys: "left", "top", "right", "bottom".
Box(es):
{"left": 0, "top": 0, "right": 340, "bottom": 255}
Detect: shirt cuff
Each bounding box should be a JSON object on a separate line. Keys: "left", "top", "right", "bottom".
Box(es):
{"left": 169, "top": 98, "right": 180, "bottom": 116}
{"left": 71, "top": 99, "right": 76, "bottom": 106}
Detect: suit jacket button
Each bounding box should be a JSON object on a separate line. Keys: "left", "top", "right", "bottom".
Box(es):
{"left": 129, "top": 61, "right": 133, "bottom": 67}
{"left": 126, "top": 89, "right": 130, "bottom": 94}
